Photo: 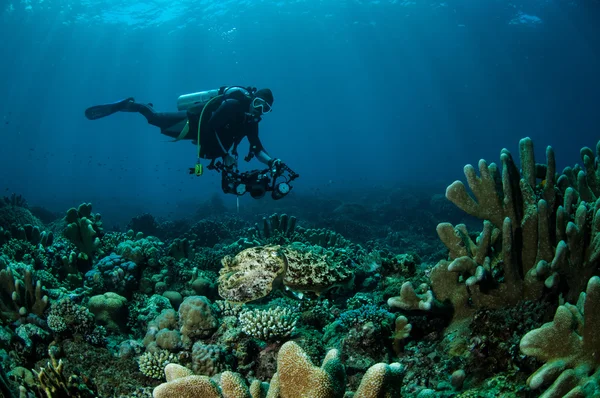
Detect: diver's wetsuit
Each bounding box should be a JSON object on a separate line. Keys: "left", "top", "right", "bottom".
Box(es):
{"left": 126, "top": 98, "right": 267, "bottom": 161}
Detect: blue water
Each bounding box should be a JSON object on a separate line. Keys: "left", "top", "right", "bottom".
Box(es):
{"left": 1, "top": 0, "right": 599, "bottom": 225}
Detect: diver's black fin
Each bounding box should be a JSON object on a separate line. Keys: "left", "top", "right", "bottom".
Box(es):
{"left": 84, "top": 97, "right": 135, "bottom": 120}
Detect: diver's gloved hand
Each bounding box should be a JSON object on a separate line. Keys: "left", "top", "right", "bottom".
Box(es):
{"left": 268, "top": 158, "right": 284, "bottom": 173}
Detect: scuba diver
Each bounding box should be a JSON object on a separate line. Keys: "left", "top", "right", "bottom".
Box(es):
{"left": 84, "top": 86, "right": 299, "bottom": 200}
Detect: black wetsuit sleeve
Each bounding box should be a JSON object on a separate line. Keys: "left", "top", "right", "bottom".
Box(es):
{"left": 246, "top": 122, "right": 266, "bottom": 154}
{"left": 208, "top": 99, "right": 244, "bottom": 130}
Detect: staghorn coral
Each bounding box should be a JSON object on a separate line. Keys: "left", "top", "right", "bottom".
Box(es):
{"left": 1, "top": 193, "right": 28, "bottom": 208}
{"left": 186, "top": 219, "right": 232, "bottom": 248}
{"left": 239, "top": 306, "right": 298, "bottom": 341}
{"left": 520, "top": 276, "right": 600, "bottom": 397}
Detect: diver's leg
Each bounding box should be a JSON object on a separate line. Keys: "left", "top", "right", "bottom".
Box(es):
{"left": 158, "top": 113, "right": 189, "bottom": 139}
{"left": 85, "top": 97, "right": 135, "bottom": 120}
{"left": 85, "top": 99, "right": 189, "bottom": 138}
{"left": 119, "top": 102, "right": 188, "bottom": 132}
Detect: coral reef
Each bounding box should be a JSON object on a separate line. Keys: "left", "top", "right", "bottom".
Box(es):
{"left": 2, "top": 137, "right": 600, "bottom": 397}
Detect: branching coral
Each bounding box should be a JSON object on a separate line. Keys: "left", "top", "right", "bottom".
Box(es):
{"left": 63, "top": 203, "right": 103, "bottom": 259}
{"left": 391, "top": 138, "right": 600, "bottom": 326}
{"left": 151, "top": 341, "right": 404, "bottom": 398}
{"left": 26, "top": 352, "right": 98, "bottom": 397}
{"left": 520, "top": 276, "right": 600, "bottom": 397}
{"left": 0, "top": 266, "right": 48, "bottom": 322}
{"left": 250, "top": 213, "right": 298, "bottom": 244}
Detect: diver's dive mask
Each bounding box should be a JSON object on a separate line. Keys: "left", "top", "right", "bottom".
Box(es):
{"left": 251, "top": 97, "right": 272, "bottom": 114}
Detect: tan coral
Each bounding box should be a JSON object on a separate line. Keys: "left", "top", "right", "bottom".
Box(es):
{"left": 152, "top": 343, "right": 404, "bottom": 397}
{"left": 153, "top": 375, "right": 222, "bottom": 398}
{"left": 250, "top": 380, "right": 269, "bottom": 398}
{"left": 520, "top": 276, "right": 600, "bottom": 397}
{"left": 164, "top": 363, "right": 193, "bottom": 382}
{"left": 276, "top": 341, "right": 345, "bottom": 398}
{"left": 353, "top": 362, "right": 404, "bottom": 398}
{"left": 221, "top": 371, "right": 251, "bottom": 398}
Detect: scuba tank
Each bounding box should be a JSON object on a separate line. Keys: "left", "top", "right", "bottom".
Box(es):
{"left": 176, "top": 86, "right": 255, "bottom": 111}
{"left": 177, "top": 89, "right": 220, "bottom": 111}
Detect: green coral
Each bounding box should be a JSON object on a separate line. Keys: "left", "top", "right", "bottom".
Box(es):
{"left": 63, "top": 203, "right": 102, "bottom": 258}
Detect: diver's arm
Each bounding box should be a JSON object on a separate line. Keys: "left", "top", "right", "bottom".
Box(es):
{"left": 256, "top": 150, "right": 273, "bottom": 165}
{"left": 247, "top": 123, "right": 273, "bottom": 165}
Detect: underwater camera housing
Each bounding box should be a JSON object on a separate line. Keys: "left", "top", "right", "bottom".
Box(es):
{"left": 210, "top": 160, "right": 299, "bottom": 200}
